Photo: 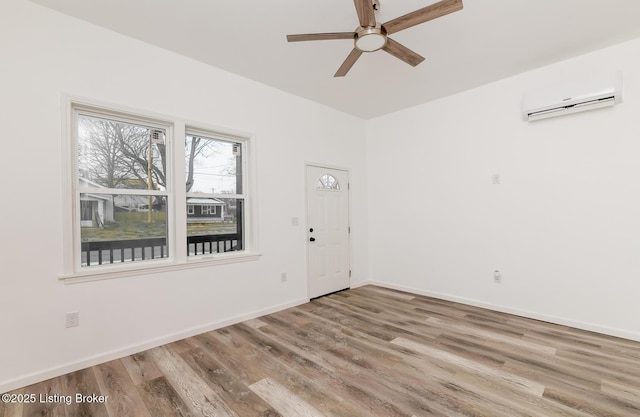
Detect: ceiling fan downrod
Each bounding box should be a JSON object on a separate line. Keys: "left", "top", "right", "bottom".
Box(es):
{"left": 354, "top": 0, "right": 385, "bottom": 52}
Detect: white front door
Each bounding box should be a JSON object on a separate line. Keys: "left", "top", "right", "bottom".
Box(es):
{"left": 306, "top": 165, "right": 350, "bottom": 299}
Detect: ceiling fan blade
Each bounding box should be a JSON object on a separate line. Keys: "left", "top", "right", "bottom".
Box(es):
{"left": 334, "top": 48, "right": 363, "bottom": 77}
{"left": 353, "top": 0, "right": 377, "bottom": 27}
{"left": 287, "top": 32, "right": 355, "bottom": 42}
{"left": 382, "top": 38, "right": 425, "bottom": 67}
{"left": 382, "top": 0, "right": 463, "bottom": 35}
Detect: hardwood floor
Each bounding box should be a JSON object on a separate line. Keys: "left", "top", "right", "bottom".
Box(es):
{"left": 3, "top": 285, "right": 640, "bottom": 416}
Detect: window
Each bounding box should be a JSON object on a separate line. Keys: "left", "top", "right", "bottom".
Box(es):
{"left": 200, "top": 206, "right": 216, "bottom": 215}
{"left": 64, "top": 99, "right": 257, "bottom": 278}
{"left": 316, "top": 174, "right": 340, "bottom": 190}
{"left": 75, "top": 111, "right": 169, "bottom": 267}
{"left": 186, "top": 131, "right": 245, "bottom": 256}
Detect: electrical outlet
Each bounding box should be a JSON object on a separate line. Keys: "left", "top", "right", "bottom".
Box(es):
{"left": 66, "top": 311, "right": 79, "bottom": 328}
{"left": 280, "top": 272, "right": 287, "bottom": 282}
{"left": 494, "top": 270, "right": 502, "bottom": 284}
{"left": 492, "top": 174, "right": 501, "bottom": 185}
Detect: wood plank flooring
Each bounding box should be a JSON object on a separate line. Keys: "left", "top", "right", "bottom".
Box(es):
{"left": 3, "top": 285, "right": 640, "bottom": 416}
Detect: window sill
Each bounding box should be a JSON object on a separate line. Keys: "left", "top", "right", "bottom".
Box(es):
{"left": 59, "top": 252, "right": 262, "bottom": 285}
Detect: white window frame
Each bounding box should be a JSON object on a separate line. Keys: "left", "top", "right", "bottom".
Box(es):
{"left": 187, "top": 205, "right": 195, "bottom": 215}
{"left": 60, "top": 96, "right": 260, "bottom": 283}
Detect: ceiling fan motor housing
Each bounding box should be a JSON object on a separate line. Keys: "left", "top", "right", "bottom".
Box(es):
{"left": 355, "top": 24, "right": 387, "bottom": 52}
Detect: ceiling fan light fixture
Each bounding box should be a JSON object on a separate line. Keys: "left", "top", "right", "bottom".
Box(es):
{"left": 355, "top": 26, "right": 387, "bottom": 52}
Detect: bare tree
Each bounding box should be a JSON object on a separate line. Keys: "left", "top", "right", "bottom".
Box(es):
{"left": 78, "top": 117, "right": 144, "bottom": 188}
{"left": 186, "top": 136, "right": 207, "bottom": 192}
{"left": 79, "top": 116, "right": 219, "bottom": 191}
{"left": 185, "top": 136, "right": 234, "bottom": 193}
{"left": 116, "top": 126, "right": 167, "bottom": 189}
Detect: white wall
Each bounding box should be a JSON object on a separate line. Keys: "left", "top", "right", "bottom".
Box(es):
{"left": 3, "top": 0, "right": 640, "bottom": 394}
{"left": 366, "top": 37, "right": 640, "bottom": 341}
{"left": 0, "top": 0, "right": 368, "bottom": 392}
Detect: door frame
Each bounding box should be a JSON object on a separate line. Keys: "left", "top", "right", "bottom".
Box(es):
{"left": 304, "top": 162, "right": 353, "bottom": 299}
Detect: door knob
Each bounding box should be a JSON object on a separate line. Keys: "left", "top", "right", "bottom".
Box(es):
{"left": 309, "top": 237, "right": 316, "bottom": 242}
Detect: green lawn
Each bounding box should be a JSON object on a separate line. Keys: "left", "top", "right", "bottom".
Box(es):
{"left": 81, "top": 211, "right": 236, "bottom": 241}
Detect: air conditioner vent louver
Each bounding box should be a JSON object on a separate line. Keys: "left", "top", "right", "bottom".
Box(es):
{"left": 522, "top": 72, "right": 622, "bottom": 122}
{"left": 150, "top": 129, "right": 164, "bottom": 144}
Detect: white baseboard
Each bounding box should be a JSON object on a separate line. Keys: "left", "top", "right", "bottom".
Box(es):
{"left": 0, "top": 297, "right": 308, "bottom": 394}
{"left": 349, "top": 280, "right": 371, "bottom": 289}
{"left": 367, "top": 280, "right": 640, "bottom": 343}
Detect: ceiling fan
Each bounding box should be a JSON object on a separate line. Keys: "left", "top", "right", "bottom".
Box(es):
{"left": 286, "top": 0, "right": 464, "bottom": 77}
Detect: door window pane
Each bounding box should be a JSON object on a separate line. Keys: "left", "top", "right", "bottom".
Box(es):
{"left": 317, "top": 174, "right": 340, "bottom": 190}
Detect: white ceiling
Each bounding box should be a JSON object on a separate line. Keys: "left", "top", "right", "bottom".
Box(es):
{"left": 29, "top": 0, "right": 640, "bottom": 119}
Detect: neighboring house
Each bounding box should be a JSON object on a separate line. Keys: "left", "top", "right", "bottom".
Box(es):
{"left": 78, "top": 177, "right": 114, "bottom": 227}
{"left": 79, "top": 175, "right": 166, "bottom": 218}
{"left": 187, "top": 197, "right": 225, "bottom": 223}
{"left": 113, "top": 194, "right": 157, "bottom": 212}
{"left": 224, "top": 198, "right": 237, "bottom": 217}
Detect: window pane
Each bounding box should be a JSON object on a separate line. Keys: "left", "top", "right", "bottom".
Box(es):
{"left": 78, "top": 114, "right": 167, "bottom": 191}
{"left": 187, "top": 198, "right": 244, "bottom": 256}
{"left": 316, "top": 174, "right": 340, "bottom": 190}
{"left": 186, "top": 135, "right": 241, "bottom": 194}
{"left": 80, "top": 193, "right": 168, "bottom": 266}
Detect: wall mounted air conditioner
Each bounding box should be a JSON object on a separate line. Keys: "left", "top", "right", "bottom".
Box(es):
{"left": 522, "top": 71, "right": 623, "bottom": 122}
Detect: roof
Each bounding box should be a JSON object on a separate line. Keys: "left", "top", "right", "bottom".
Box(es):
{"left": 187, "top": 198, "right": 225, "bottom": 205}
